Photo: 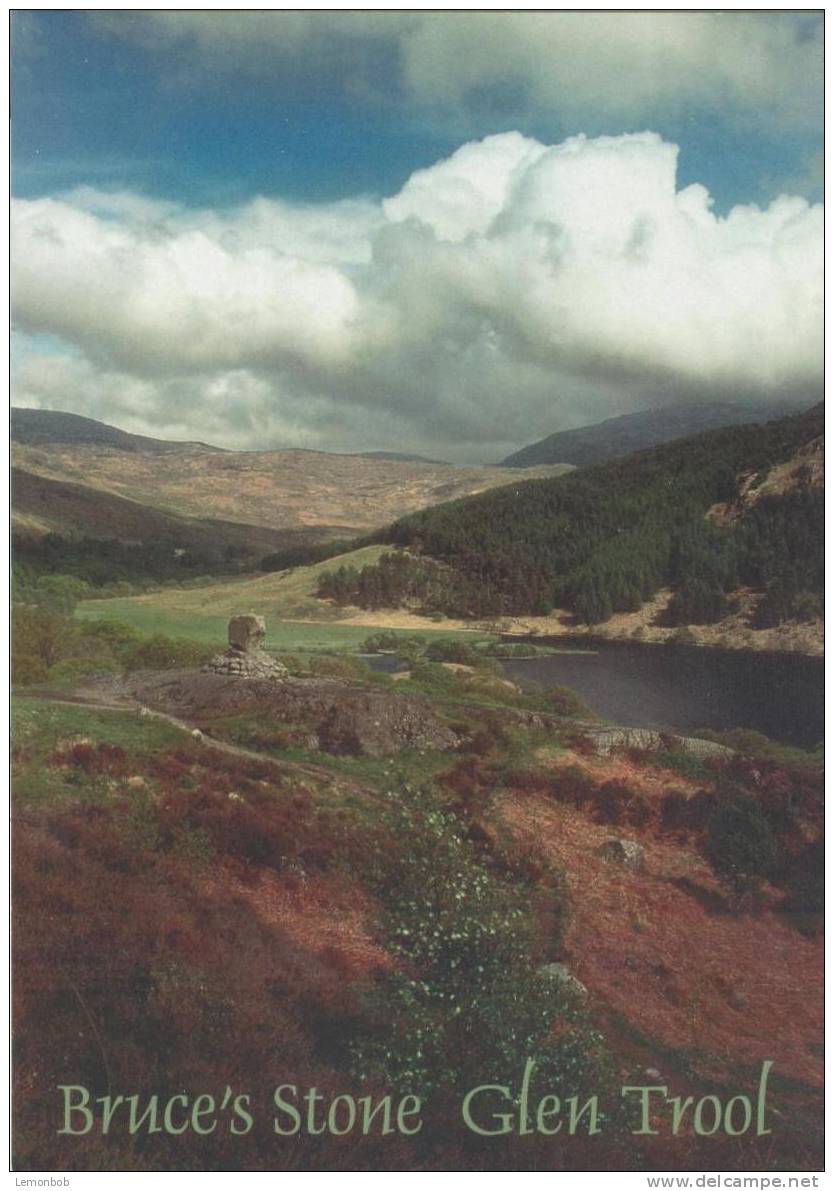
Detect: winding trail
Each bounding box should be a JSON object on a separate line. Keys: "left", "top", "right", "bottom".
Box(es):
{"left": 18, "top": 687, "right": 378, "bottom": 794}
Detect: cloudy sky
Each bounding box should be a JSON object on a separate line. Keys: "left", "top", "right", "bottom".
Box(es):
{"left": 11, "top": 10, "right": 823, "bottom": 461}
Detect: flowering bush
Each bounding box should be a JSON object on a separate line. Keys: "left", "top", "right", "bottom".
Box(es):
{"left": 351, "top": 784, "right": 607, "bottom": 1104}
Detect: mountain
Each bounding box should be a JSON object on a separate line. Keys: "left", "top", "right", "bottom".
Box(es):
{"left": 11, "top": 407, "right": 221, "bottom": 454}
{"left": 499, "top": 401, "right": 797, "bottom": 468}
{"left": 320, "top": 403, "right": 823, "bottom": 636}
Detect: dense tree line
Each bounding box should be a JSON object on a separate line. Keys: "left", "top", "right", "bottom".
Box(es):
{"left": 317, "top": 406, "right": 824, "bottom": 624}
{"left": 12, "top": 532, "right": 255, "bottom": 593}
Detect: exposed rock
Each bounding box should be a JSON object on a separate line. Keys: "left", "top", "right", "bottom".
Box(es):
{"left": 117, "top": 670, "right": 458, "bottom": 758}
{"left": 205, "top": 614, "right": 288, "bottom": 680}
{"left": 582, "top": 725, "right": 734, "bottom": 759}
{"left": 597, "top": 838, "right": 645, "bottom": 869}
{"left": 709, "top": 434, "right": 824, "bottom": 526}
{"left": 538, "top": 963, "right": 588, "bottom": 998}
{"left": 228, "top": 614, "right": 266, "bottom": 652}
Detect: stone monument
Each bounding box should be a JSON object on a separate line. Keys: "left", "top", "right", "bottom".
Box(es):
{"left": 204, "top": 614, "right": 288, "bottom": 680}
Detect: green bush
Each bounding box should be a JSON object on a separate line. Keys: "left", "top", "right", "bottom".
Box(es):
{"left": 783, "top": 839, "right": 824, "bottom": 914}
{"left": 11, "top": 653, "right": 48, "bottom": 686}
{"left": 408, "top": 659, "right": 460, "bottom": 693}
{"left": 693, "top": 727, "right": 820, "bottom": 773}
{"left": 362, "top": 631, "right": 425, "bottom": 655}
{"left": 80, "top": 618, "right": 143, "bottom": 655}
{"left": 50, "top": 653, "right": 120, "bottom": 682}
{"left": 122, "top": 634, "right": 214, "bottom": 672}
{"left": 424, "top": 639, "right": 482, "bottom": 666}
{"left": 705, "top": 793, "right": 778, "bottom": 893}
{"left": 545, "top": 684, "right": 597, "bottom": 719}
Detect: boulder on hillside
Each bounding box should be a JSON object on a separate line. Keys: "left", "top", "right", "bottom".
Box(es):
{"left": 597, "top": 837, "right": 645, "bottom": 869}
{"left": 537, "top": 962, "right": 588, "bottom": 998}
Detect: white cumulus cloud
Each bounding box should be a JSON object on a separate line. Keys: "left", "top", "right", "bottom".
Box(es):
{"left": 11, "top": 131, "right": 823, "bottom": 461}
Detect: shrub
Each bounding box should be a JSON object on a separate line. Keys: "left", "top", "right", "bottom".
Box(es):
{"left": 704, "top": 793, "right": 778, "bottom": 893}
{"left": 650, "top": 748, "right": 710, "bottom": 781}
{"left": 408, "top": 659, "right": 460, "bottom": 693}
{"left": 12, "top": 605, "right": 76, "bottom": 671}
{"left": 545, "top": 685, "right": 597, "bottom": 720}
{"left": 593, "top": 779, "right": 652, "bottom": 827}
{"left": 781, "top": 839, "right": 824, "bottom": 914}
{"left": 424, "top": 639, "right": 482, "bottom": 666}
{"left": 350, "top": 785, "right": 605, "bottom": 1103}
{"left": 79, "top": 618, "right": 142, "bottom": 657}
{"left": 11, "top": 653, "right": 48, "bottom": 686}
{"left": 50, "top": 653, "right": 121, "bottom": 682}
{"left": 550, "top": 765, "right": 595, "bottom": 808}
{"left": 122, "top": 634, "right": 214, "bottom": 672}
{"left": 362, "top": 631, "right": 424, "bottom": 656}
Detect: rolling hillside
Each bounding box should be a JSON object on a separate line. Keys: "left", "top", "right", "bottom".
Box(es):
{"left": 12, "top": 409, "right": 570, "bottom": 541}
{"left": 11, "top": 467, "right": 326, "bottom": 555}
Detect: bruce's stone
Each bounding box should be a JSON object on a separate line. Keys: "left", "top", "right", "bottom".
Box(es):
{"left": 204, "top": 615, "right": 287, "bottom": 681}
{"left": 228, "top": 614, "right": 266, "bottom": 653}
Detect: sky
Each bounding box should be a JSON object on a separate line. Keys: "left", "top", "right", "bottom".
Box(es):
{"left": 10, "top": 10, "right": 824, "bottom": 462}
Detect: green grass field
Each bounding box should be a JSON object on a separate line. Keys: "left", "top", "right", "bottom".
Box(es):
{"left": 75, "top": 544, "right": 499, "bottom": 653}
{"left": 75, "top": 604, "right": 498, "bottom": 652}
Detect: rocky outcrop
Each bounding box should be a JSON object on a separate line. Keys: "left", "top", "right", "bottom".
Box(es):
{"left": 708, "top": 435, "right": 824, "bottom": 526}
{"left": 120, "top": 670, "right": 457, "bottom": 758}
{"left": 580, "top": 725, "right": 734, "bottom": 759}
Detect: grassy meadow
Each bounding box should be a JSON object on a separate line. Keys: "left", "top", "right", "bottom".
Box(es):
{"left": 75, "top": 543, "right": 500, "bottom": 653}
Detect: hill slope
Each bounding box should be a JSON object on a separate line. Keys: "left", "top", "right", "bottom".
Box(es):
{"left": 11, "top": 467, "right": 324, "bottom": 555}
{"left": 500, "top": 401, "right": 795, "bottom": 468}
{"left": 320, "top": 404, "right": 823, "bottom": 634}
{"left": 13, "top": 436, "right": 569, "bottom": 538}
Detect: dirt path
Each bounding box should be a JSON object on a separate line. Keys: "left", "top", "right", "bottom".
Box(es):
{"left": 18, "top": 688, "right": 376, "bottom": 794}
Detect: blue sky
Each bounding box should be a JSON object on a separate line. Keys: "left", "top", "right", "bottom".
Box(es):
{"left": 10, "top": 11, "right": 824, "bottom": 459}
{"left": 12, "top": 11, "right": 823, "bottom": 211}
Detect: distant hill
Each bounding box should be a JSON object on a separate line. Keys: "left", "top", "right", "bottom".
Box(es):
{"left": 500, "top": 401, "right": 796, "bottom": 468}
{"left": 356, "top": 450, "right": 447, "bottom": 465}
{"left": 11, "top": 410, "right": 570, "bottom": 556}
{"left": 11, "top": 407, "right": 221, "bottom": 454}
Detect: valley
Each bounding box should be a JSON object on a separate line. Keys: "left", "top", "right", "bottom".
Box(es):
{"left": 11, "top": 401, "right": 824, "bottom": 1173}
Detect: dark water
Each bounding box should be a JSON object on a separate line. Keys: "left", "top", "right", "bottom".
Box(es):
{"left": 499, "top": 640, "right": 824, "bottom": 749}
{"left": 365, "top": 642, "right": 824, "bottom": 748}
